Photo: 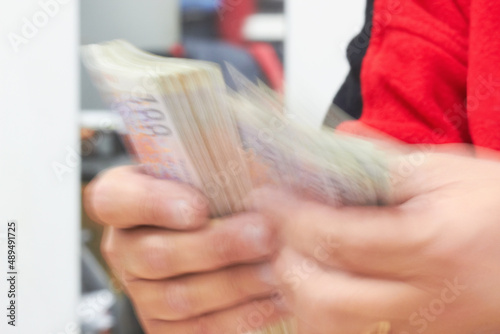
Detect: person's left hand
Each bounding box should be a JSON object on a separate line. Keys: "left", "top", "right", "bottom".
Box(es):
{"left": 250, "top": 149, "right": 500, "bottom": 334}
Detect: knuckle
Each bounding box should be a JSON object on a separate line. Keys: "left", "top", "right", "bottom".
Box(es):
{"left": 100, "top": 239, "right": 130, "bottom": 287}
{"left": 119, "top": 270, "right": 138, "bottom": 286}
{"left": 85, "top": 172, "right": 117, "bottom": 223}
{"left": 186, "top": 190, "right": 210, "bottom": 218}
{"left": 211, "top": 231, "right": 238, "bottom": 265}
{"left": 123, "top": 281, "right": 143, "bottom": 306}
{"left": 100, "top": 232, "right": 119, "bottom": 268}
{"left": 163, "top": 281, "right": 194, "bottom": 318}
{"left": 226, "top": 267, "right": 248, "bottom": 297}
{"left": 178, "top": 200, "right": 204, "bottom": 227}
{"left": 192, "top": 315, "right": 218, "bottom": 334}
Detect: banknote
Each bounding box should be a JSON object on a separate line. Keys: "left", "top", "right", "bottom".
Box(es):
{"left": 82, "top": 39, "right": 391, "bottom": 334}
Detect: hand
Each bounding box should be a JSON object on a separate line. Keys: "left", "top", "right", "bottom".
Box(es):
{"left": 84, "top": 166, "right": 285, "bottom": 333}
{"left": 251, "top": 149, "right": 500, "bottom": 334}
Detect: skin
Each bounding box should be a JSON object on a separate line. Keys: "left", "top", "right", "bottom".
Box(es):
{"left": 85, "top": 146, "right": 500, "bottom": 334}
{"left": 250, "top": 149, "right": 500, "bottom": 333}
{"left": 84, "top": 166, "right": 286, "bottom": 334}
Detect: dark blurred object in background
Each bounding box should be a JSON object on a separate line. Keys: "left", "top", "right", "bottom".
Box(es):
{"left": 178, "top": 0, "right": 284, "bottom": 92}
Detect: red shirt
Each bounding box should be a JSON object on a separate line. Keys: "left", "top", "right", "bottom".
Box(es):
{"left": 339, "top": 0, "right": 500, "bottom": 150}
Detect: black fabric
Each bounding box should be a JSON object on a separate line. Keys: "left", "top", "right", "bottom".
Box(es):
{"left": 331, "top": 0, "right": 375, "bottom": 120}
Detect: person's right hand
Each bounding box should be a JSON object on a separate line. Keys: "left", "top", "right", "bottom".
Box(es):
{"left": 84, "top": 166, "right": 285, "bottom": 333}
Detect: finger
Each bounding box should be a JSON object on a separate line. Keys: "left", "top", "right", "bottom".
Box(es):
{"left": 84, "top": 165, "right": 209, "bottom": 230}
{"left": 126, "top": 263, "right": 276, "bottom": 321}
{"left": 140, "top": 298, "right": 289, "bottom": 334}
{"left": 250, "top": 188, "right": 435, "bottom": 277}
{"left": 102, "top": 213, "right": 276, "bottom": 280}
{"left": 274, "top": 248, "right": 425, "bottom": 334}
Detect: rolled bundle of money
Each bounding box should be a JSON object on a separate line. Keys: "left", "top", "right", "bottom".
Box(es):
{"left": 82, "top": 40, "right": 391, "bottom": 334}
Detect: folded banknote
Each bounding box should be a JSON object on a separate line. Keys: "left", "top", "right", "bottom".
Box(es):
{"left": 82, "top": 40, "right": 391, "bottom": 334}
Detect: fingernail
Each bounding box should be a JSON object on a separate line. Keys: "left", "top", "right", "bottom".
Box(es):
{"left": 257, "top": 263, "right": 278, "bottom": 285}
{"left": 242, "top": 221, "right": 271, "bottom": 254}
{"left": 175, "top": 200, "right": 195, "bottom": 227}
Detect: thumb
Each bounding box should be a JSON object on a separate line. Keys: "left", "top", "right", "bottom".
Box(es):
{"left": 248, "top": 186, "right": 433, "bottom": 277}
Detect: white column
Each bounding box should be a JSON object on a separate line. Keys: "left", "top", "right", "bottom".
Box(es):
{"left": 285, "top": 0, "right": 366, "bottom": 127}
{"left": 0, "top": 0, "right": 80, "bottom": 333}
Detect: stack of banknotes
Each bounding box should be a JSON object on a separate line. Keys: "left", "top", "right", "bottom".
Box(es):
{"left": 83, "top": 40, "right": 390, "bottom": 334}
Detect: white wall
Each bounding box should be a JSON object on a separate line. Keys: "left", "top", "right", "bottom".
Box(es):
{"left": 81, "top": 0, "right": 179, "bottom": 51}
{"left": 285, "top": 0, "right": 366, "bottom": 127}
{"left": 80, "top": 0, "right": 180, "bottom": 109}
{"left": 0, "top": 0, "right": 80, "bottom": 333}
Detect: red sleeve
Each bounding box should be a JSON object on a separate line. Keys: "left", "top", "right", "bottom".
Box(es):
{"left": 339, "top": 0, "right": 500, "bottom": 151}
{"left": 339, "top": 0, "right": 473, "bottom": 145}
{"left": 467, "top": 0, "right": 500, "bottom": 150}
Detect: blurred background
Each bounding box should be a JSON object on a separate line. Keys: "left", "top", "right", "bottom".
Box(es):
{"left": 1, "top": 0, "right": 364, "bottom": 333}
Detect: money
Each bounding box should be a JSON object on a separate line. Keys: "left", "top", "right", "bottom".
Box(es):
{"left": 82, "top": 40, "right": 391, "bottom": 334}
{"left": 83, "top": 40, "right": 252, "bottom": 216}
